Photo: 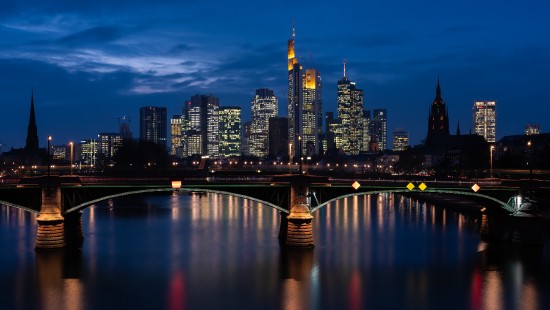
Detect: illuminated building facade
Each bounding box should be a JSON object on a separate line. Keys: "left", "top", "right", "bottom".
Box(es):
{"left": 393, "top": 129, "right": 409, "bottom": 151}
{"left": 426, "top": 79, "right": 449, "bottom": 147}
{"left": 185, "top": 94, "right": 220, "bottom": 157}
{"left": 473, "top": 100, "right": 496, "bottom": 143}
{"left": 251, "top": 88, "right": 278, "bottom": 157}
{"left": 370, "top": 109, "right": 387, "bottom": 150}
{"left": 98, "top": 133, "right": 122, "bottom": 161}
{"left": 78, "top": 139, "right": 98, "bottom": 166}
{"left": 170, "top": 116, "right": 184, "bottom": 157}
{"left": 337, "top": 60, "right": 364, "bottom": 155}
{"left": 219, "top": 106, "right": 242, "bottom": 157}
{"left": 302, "top": 69, "right": 322, "bottom": 155}
{"left": 139, "top": 106, "right": 167, "bottom": 150}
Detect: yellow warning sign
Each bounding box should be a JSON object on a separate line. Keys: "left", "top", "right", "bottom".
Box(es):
{"left": 352, "top": 181, "right": 361, "bottom": 190}
{"left": 419, "top": 183, "right": 427, "bottom": 191}
{"left": 406, "top": 182, "right": 415, "bottom": 191}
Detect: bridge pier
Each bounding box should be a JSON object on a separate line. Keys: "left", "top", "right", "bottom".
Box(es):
{"left": 36, "top": 186, "right": 65, "bottom": 249}
{"left": 278, "top": 176, "right": 316, "bottom": 248}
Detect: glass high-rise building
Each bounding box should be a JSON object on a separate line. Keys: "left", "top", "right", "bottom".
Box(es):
{"left": 185, "top": 94, "right": 220, "bottom": 157}
{"left": 170, "top": 115, "right": 184, "bottom": 157}
{"left": 139, "top": 106, "right": 167, "bottom": 150}
{"left": 370, "top": 109, "right": 387, "bottom": 150}
{"left": 302, "top": 69, "right": 322, "bottom": 156}
{"left": 337, "top": 61, "right": 364, "bottom": 155}
{"left": 287, "top": 25, "right": 303, "bottom": 159}
{"left": 473, "top": 100, "right": 496, "bottom": 143}
{"left": 219, "top": 106, "right": 242, "bottom": 157}
{"left": 251, "top": 88, "right": 278, "bottom": 157}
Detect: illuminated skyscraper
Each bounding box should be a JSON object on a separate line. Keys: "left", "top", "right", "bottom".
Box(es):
{"left": 370, "top": 109, "right": 387, "bottom": 150}
{"left": 302, "top": 69, "right": 322, "bottom": 156}
{"left": 337, "top": 60, "right": 364, "bottom": 155}
{"left": 426, "top": 78, "right": 449, "bottom": 146}
{"left": 473, "top": 100, "right": 496, "bottom": 143}
{"left": 139, "top": 106, "right": 167, "bottom": 150}
{"left": 393, "top": 129, "right": 409, "bottom": 151}
{"left": 251, "top": 88, "right": 278, "bottom": 157}
{"left": 219, "top": 106, "right": 242, "bottom": 157}
{"left": 288, "top": 24, "right": 303, "bottom": 159}
{"left": 185, "top": 94, "right": 220, "bottom": 157}
{"left": 170, "top": 115, "right": 184, "bottom": 157}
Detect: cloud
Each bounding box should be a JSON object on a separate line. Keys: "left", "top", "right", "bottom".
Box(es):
{"left": 57, "top": 26, "right": 124, "bottom": 46}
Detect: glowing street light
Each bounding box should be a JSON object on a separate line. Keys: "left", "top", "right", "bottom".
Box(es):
{"left": 69, "top": 141, "right": 74, "bottom": 176}
{"left": 490, "top": 145, "right": 495, "bottom": 178}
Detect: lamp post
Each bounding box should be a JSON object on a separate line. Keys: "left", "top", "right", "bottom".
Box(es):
{"left": 47, "top": 136, "right": 51, "bottom": 178}
{"left": 527, "top": 140, "right": 533, "bottom": 182}
{"left": 490, "top": 145, "right": 494, "bottom": 178}
{"left": 69, "top": 141, "right": 74, "bottom": 176}
{"left": 298, "top": 135, "right": 303, "bottom": 175}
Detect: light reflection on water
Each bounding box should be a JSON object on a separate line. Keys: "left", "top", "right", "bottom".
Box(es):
{"left": 1, "top": 192, "right": 549, "bottom": 309}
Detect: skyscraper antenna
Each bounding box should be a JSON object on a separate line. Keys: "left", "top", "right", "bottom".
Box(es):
{"left": 292, "top": 19, "right": 295, "bottom": 39}
{"left": 343, "top": 59, "right": 347, "bottom": 77}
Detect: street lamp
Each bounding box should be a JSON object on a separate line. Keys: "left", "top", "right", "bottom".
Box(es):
{"left": 69, "top": 141, "right": 74, "bottom": 176}
{"left": 47, "top": 136, "right": 51, "bottom": 177}
{"left": 298, "top": 135, "right": 303, "bottom": 175}
{"left": 490, "top": 145, "right": 495, "bottom": 178}
{"left": 527, "top": 140, "right": 533, "bottom": 182}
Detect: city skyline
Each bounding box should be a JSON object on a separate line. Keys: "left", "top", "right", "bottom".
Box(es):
{"left": 1, "top": 1, "right": 549, "bottom": 149}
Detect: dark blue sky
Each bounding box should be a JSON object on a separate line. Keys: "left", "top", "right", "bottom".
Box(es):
{"left": 1, "top": 0, "right": 549, "bottom": 150}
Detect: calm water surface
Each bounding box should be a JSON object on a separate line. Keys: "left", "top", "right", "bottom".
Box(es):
{"left": 1, "top": 192, "right": 549, "bottom": 309}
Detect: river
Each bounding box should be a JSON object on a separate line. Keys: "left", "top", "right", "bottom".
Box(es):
{"left": 1, "top": 192, "right": 549, "bottom": 309}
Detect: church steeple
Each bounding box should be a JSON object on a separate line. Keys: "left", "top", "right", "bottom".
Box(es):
{"left": 24, "top": 90, "right": 39, "bottom": 155}
{"left": 426, "top": 78, "right": 450, "bottom": 147}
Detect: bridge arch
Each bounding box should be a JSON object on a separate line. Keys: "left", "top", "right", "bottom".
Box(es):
{"left": 309, "top": 189, "right": 515, "bottom": 214}
{"left": 0, "top": 200, "right": 39, "bottom": 214}
{"left": 64, "top": 187, "right": 288, "bottom": 214}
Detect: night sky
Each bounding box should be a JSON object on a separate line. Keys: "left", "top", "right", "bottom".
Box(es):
{"left": 1, "top": 0, "right": 549, "bottom": 150}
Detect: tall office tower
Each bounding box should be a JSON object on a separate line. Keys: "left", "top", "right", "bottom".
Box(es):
{"left": 78, "top": 139, "right": 98, "bottom": 166}
{"left": 426, "top": 78, "right": 449, "bottom": 146}
{"left": 361, "top": 110, "right": 371, "bottom": 153}
{"left": 219, "top": 106, "right": 242, "bottom": 157}
{"left": 393, "top": 129, "right": 409, "bottom": 151}
{"left": 525, "top": 124, "right": 540, "bottom": 135}
{"left": 98, "top": 133, "right": 122, "bottom": 162}
{"left": 302, "top": 68, "right": 322, "bottom": 156}
{"left": 337, "top": 60, "right": 364, "bottom": 155}
{"left": 242, "top": 121, "right": 252, "bottom": 156}
{"left": 185, "top": 94, "right": 220, "bottom": 157}
{"left": 268, "top": 117, "right": 289, "bottom": 158}
{"left": 140, "top": 106, "right": 167, "bottom": 150}
{"left": 369, "top": 109, "right": 387, "bottom": 150}
{"left": 473, "top": 100, "right": 496, "bottom": 143}
{"left": 251, "top": 88, "right": 278, "bottom": 157}
{"left": 170, "top": 115, "right": 183, "bottom": 157}
{"left": 287, "top": 25, "right": 303, "bottom": 159}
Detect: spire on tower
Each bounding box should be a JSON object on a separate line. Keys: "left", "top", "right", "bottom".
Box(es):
{"left": 436, "top": 76, "right": 441, "bottom": 100}
{"left": 343, "top": 59, "right": 347, "bottom": 77}
{"left": 24, "top": 89, "right": 40, "bottom": 160}
{"left": 292, "top": 20, "right": 295, "bottom": 39}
